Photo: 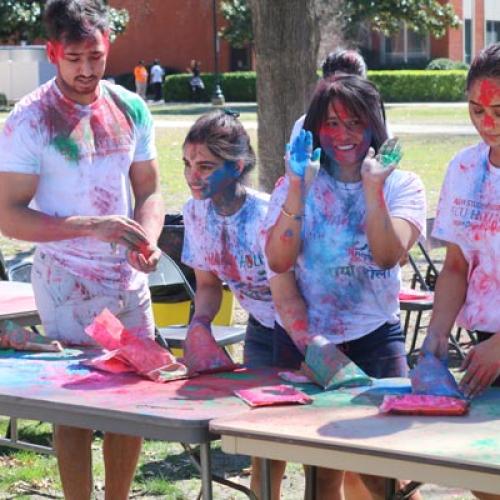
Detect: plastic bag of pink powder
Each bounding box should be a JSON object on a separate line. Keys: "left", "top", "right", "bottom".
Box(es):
{"left": 83, "top": 309, "right": 188, "bottom": 382}
{"left": 84, "top": 308, "right": 124, "bottom": 350}
{"left": 234, "top": 384, "right": 313, "bottom": 407}
{"left": 380, "top": 394, "right": 468, "bottom": 416}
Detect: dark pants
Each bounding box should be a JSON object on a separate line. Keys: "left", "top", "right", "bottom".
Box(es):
{"left": 273, "top": 321, "right": 408, "bottom": 379}
{"left": 243, "top": 315, "right": 275, "bottom": 368}
{"left": 153, "top": 82, "right": 162, "bottom": 101}
{"left": 477, "top": 331, "right": 500, "bottom": 387}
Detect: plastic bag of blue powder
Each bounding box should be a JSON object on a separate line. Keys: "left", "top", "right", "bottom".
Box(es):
{"left": 410, "top": 352, "right": 464, "bottom": 399}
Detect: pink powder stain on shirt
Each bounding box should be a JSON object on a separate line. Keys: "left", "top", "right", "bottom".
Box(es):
{"left": 90, "top": 186, "right": 118, "bottom": 215}
{"left": 219, "top": 225, "right": 241, "bottom": 282}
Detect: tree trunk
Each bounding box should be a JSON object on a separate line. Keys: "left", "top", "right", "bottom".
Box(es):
{"left": 249, "top": 0, "right": 320, "bottom": 193}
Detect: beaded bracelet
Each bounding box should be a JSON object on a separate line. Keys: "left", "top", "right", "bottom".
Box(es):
{"left": 280, "top": 205, "right": 303, "bottom": 221}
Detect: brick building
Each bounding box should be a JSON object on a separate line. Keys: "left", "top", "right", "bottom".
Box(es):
{"left": 364, "top": 0, "right": 500, "bottom": 67}
{"left": 106, "top": 0, "right": 250, "bottom": 77}
{"left": 106, "top": 0, "right": 500, "bottom": 77}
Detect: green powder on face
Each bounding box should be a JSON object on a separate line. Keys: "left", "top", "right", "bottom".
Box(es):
{"left": 52, "top": 135, "right": 80, "bottom": 163}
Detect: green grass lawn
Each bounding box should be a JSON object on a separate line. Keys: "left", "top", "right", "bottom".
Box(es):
{"left": 0, "top": 108, "right": 480, "bottom": 499}
{"left": 386, "top": 103, "right": 470, "bottom": 125}
{"left": 0, "top": 101, "right": 471, "bottom": 126}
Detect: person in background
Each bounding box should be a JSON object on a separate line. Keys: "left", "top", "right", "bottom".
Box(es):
{"left": 0, "top": 1, "right": 164, "bottom": 498}
{"left": 265, "top": 74, "right": 425, "bottom": 500}
{"left": 290, "top": 48, "right": 368, "bottom": 144}
{"left": 133, "top": 59, "right": 148, "bottom": 100}
{"left": 187, "top": 59, "right": 205, "bottom": 102}
{"left": 150, "top": 59, "right": 165, "bottom": 103}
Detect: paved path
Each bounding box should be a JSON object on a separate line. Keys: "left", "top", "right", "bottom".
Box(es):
{"left": 152, "top": 118, "right": 478, "bottom": 135}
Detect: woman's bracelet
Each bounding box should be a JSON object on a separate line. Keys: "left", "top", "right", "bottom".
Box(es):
{"left": 280, "top": 205, "right": 304, "bottom": 221}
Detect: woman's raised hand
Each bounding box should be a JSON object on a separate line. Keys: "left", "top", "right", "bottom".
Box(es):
{"left": 285, "top": 129, "right": 321, "bottom": 180}
{"left": 361, "top": 147, "right": 396, "bottom": 187}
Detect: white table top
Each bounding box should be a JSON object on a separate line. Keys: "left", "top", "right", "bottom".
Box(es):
{"left": 212, "top": 379, "right": 500, "bottom": 495}
{"left": 0, "top": 281, "right": 39, "bottom": 325}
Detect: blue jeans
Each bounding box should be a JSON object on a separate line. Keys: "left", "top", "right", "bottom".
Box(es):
{"left": 273, "top": 321, "right": 408, "bottom": 378}
{"left": 243, "top": 315, "right": 275, "bottom": 368}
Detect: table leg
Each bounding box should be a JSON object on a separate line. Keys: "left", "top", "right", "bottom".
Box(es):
{"left": 305, "top": 466, "right": 317, "bottom": 500}
{"left": 385, "top": 478, "right": 396, "bottom": 500}
{"left": 199, "top": 442, "right": 213, "bottom": 500}
{"left": 260, "top": 457, "right": 271, "bottom": 500}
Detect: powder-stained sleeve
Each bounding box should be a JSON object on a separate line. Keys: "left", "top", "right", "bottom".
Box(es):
{"left": 386, "top": 170, "right": 427, "bottom": 239}
{"left": 133, "top": 99, "right": 157, "bottom": 163}
{"left": 0, "top": 109, "right": 42, "bottom": 175}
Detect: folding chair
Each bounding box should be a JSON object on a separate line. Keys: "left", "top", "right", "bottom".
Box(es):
{"left": 148, "top": 252, "right": 246, "bottom": 354}
{"left": 400, "top": 218, "right": 470, "bottom": 365}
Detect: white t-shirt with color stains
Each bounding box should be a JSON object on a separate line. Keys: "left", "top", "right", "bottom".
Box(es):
{"left": 264, "top": 168, "right": 426, "bottom": 343}
{"left": 432, "top": 142, "right": 500, "bottom": 333}
{"left": 0, "top": 78, "right": 156, "bottom": 290}
{"left": 182, "top": 189, "right": 275, "bottom": 329}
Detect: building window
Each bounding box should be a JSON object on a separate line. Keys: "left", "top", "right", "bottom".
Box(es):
{"left": 381, "top": 22, "right": 429, "bottom": 64}
{"left": 486, "top": 20, "right": 500, "bottom": 45}
{"left": 464, "top": 19, "right": 472, "bottom": 64}
{"left": 230, "top": 47, "right": 251, "bottom": 71}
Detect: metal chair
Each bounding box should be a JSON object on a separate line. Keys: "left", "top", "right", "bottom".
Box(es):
{"left": 400, "top": 218, "right": 469, "bottom": 365}
{"left": 148, "top": 252, "right": 245, "bottom": 353}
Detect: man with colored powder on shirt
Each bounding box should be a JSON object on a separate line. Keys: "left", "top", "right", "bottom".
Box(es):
{"left": 0, "top": 1, "right": 164, "bottom": 498}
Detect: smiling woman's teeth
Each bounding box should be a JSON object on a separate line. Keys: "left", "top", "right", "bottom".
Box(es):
{"left": 336, "top": 144, "right": 355, "bottom": 151}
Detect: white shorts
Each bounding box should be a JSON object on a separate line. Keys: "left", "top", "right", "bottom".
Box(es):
{"left": 32, "top": 250, "right": 155, "bottom": 346}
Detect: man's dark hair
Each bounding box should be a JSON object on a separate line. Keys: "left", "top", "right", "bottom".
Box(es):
{"left": 43, "top": 0, "right": 110, "bottom": 43}
{"left": 303, "top": 74, "right": 387, "bottom": 157}
{"left": 466, "top": 42, "right": 500, "bottom": 91}
{"left": 322, "top": 48, "right": 367, "bottom": 79}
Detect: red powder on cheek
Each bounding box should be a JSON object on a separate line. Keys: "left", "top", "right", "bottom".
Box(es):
{"left": 482, "top": 114, "right": 495, "bottom": 128}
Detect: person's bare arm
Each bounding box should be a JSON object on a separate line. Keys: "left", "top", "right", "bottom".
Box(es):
{"left": 362, "top": 152, "right": 420, "bottom": 268}
{"left": 190, "top": 269, "right": 223, "bottom": 324}
{"left": 265, "top": 178, "right": 304, "bottom": 273}
{"left": 424, "top": 243, "right": 468, "bottom": 359}
{"left": 0, "top": 172, "right": 149, "bottom": 248}
{"left": 270, "top": 271, "right": 309, "bottom": 354}
{"left": 128, "top": 158, "right": 165, "bottom": 272}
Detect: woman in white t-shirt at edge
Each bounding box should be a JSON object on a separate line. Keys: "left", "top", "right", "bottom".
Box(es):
{"left": 264, "top": 74, "right": 426, "bottom": 499}
{"left": 422, "top": 43, "right": 500, "bottom": 404}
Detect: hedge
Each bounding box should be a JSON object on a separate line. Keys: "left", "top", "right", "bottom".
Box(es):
{"left": 368, "top": 70, "right": 467, "bottom": 102}
{"left": 164, "top": 71, "right": 256, "bottom": 102}
{"left": 163, "top": 69, "right": 467, "bottom": 103}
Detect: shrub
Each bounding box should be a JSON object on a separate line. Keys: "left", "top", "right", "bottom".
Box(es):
{"left": 368, "top": 70, "right": 467, "bottom": 102}
{"left": 0, "top": 93, "right": 7, "bottom": 107}
{"left": 163, "top": 70, "right": 467, "bottom": 103}
{"left": 426, "top": 58, "right": 469, "bottom": 71}
{"left": 164, "top": 71, "right": 256, "bottom": 102}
